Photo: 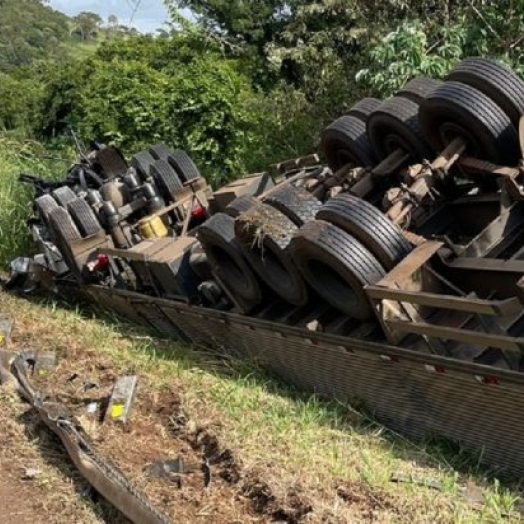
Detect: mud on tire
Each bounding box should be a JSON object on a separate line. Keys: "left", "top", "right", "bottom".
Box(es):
{"left": 317, "top": 194, "right": 412, "bottom": 271}
{"left": 263, "top": 185, "right": 322, "bottom": 226}
{"left": 290, "top": 220, "right": 386, "bottom": 320}
{"left": 235, "top": 204, "right": 308, "bottom": 306}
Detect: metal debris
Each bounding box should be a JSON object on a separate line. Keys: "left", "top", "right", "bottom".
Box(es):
{"left": 105, "top": 375, "right": 138, "bottom": 424}
{"left": 0, "top": 316, "right": 13, "bottom": 346}
{"left": 390, "top": 474, "right": 443, "bottom": 491}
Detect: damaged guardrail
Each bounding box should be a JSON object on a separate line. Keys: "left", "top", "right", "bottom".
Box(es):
{"left": 0, "top": 352, "right": 171, "bottom": 524}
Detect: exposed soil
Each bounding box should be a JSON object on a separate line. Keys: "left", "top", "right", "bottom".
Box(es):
{"left": 0, "top": 304, "right": 362, "bottom": 524}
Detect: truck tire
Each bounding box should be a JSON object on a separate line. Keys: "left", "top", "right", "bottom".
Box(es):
{"left": 263, "top": 185, "right": 322, "bottom": 226}
{"left": 48, "top": 207, "right": 82, "bottom": 274}
{"left": 290, "top": 220, "right": 386, "bottom": 320}
{"left": 317, "top": 194, "right": 412, "bottom": 270}
{"left": 149, "top": 142, "right": 173, "bottom": 160}
{"left": 150, "top": 159, "right": 183, "bottom": 202}
{"left": 396, "top": 77, "right": 443, "bottom": 105}
{"left": 167, "top": 150, "right": 201, "bottom": 183}
{"left": 346, "top": 97, "right": 382, "bottom": 123}
{"left": 224, "top": 195, "right": 259, "bottom": 218}
{"left": 419, "top": 81, "right": 520, "bottom": 165}
{"left": 131, "top": 151, "right": 156, "bottom": 180}
{"left": 235, "top": 204, "right": 308, "bottom": 306}
{"left": 34, "top": 194, "right": 59, "bottom": 226}
{"left": 52, "top": 186, "right": 77, "bottom": 207}
{"left": 67, "top": 198, "right": 104, "bottom": 237}
{"left": 197, "top": 213, "right": 263, "bottom": 304}
{"left": 320, "top": 115, "right": 376, "bottom": 172}
{"left": 367, "top": 96, "right": 435, "bottom": 162}
{"left": 446, "top": 57, "right": 524, "bottom": 129}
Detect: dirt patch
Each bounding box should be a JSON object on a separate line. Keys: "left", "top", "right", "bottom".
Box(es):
{"left": 0, "top": 474, "right": 40, "bottom": 524}
{"left": 1, "top": 289, "right": 488, "bottom": 524}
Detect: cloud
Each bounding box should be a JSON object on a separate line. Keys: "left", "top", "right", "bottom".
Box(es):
{"left": 48, "top": 0, "right": 169, "bottom": 33}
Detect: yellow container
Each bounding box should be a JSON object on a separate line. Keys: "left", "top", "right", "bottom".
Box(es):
{"left": 138, "top": 215, "right": 168, "bottom": 239}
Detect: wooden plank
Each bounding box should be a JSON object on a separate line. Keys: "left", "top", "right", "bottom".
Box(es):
{"left": 377, "top": 241, "right": 443, "bottom": 287}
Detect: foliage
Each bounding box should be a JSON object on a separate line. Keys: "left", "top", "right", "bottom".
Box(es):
{"left": 70, "top": 11, "right": 104, "bottom": 41}
{"left": 355, "top": 1, "right": 524, "bottom": 97}
{"left": 0, "top": 0, "right": 70, "bottom": 72}
{"left": 33, "top": 39, "right": 268, "bottom": 185}
{"left": 356, "top": 21, "right": 466, "bottom": 97}
{"left": 0, "top": 138, "right": 58, "bottom": 265}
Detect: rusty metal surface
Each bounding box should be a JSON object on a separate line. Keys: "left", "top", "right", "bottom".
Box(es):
{"left": 82, "top": 285, "right": 524, "bottom": 479}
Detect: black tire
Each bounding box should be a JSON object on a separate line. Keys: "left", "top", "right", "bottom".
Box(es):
{"left": 150, "top": 159, "right": 184, "bottom": 202}
{"left": 263, "top": 185, "right": 322, "bottom": 226}
{"left": 48, "top": 207, "right": 82, "bottom": 274}
{"left": 396, "top": 77, "right": 443, "bottom": 105}
{"left": 67, "top": 198, "right": 104, "bottom": 237}
{"left": 289, "top": 220, "right": 386, "bottom": 320}
{"left": 52, "top": 186, "right": 77, "bottom": 207}
{"left": 346, "top": 98, "right": 382, "bottom": 123}
{"left": 235, "top": 204, "right": 308, "bottom": 306}
{"left": 197, "top": 213, "right": 263, "bottom": 304}
{"left": 367, "top": 96, "right": 435, "bottom": 162}
{"left": 446, "top": 57, "right": 524, "bottom": 129}
{"left": 131, "top": 151, "right": 156, "bottom": 180}
{"left": 100, "top": 181, "right": 128, "bottom": 209}
{"left": 224, "top": 195, "right": 259, "bottom": 218}
{"left": 149, "top": 142, "right": 173, "bottom": 160}
{"left": 316, "top": 194, "right": 412, "bottom": 270}
{"left": 34, "top": 194, "right": 58, "bottom": 225}
{"left": 48, "top": 207, "right": 82, "bottom": 244}
{"left": 419, "top": 81, "right": 520, "bottom": 165}
{"left": 320, "top": 115, "right": 377, "bottom": 172}
{"left": 167, "top": 150, "right": 201, "bottom": 183}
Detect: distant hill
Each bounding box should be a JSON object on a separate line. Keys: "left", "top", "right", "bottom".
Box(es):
{"left": 0, "top": 0, "right": 70, "bottom": 72}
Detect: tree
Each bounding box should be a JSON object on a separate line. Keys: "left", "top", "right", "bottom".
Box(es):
{"left": 108, "top": 14, "right": 119, "bottom": 28}
{"left": 72, "top": 11, "right": 103, "bottom": 41}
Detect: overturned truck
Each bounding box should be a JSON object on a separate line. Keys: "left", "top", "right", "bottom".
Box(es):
{"left": 13, "top": 57, "right": 524, "bottom": 479}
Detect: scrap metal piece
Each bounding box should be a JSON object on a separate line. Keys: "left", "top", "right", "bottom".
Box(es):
{"left": 0, "top": 316, "right": 13, "bottom": 346}
{"left": 105, "top": 375, "right": 138, "bottom": 424}
{"left": 8, "top": 354, "right": 171, "bottom": 524}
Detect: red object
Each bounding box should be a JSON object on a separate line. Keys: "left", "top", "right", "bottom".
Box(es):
{"left": 93, "top": 254, "right": 110, "bottom": 272}
{"left": 191, "top": 202, "right": 207, "bottom": 220}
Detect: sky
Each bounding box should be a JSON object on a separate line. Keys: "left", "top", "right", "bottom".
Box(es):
{"left": 48, "top": 0, "right": 170, "bottom": 34}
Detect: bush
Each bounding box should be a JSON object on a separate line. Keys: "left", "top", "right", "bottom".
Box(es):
{"left": 0, "top": 138, "right": 58, "bottom": 266}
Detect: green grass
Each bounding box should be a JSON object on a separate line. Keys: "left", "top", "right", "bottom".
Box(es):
{"left": 0, "top": 137, "right": 70, "bottom": 266}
